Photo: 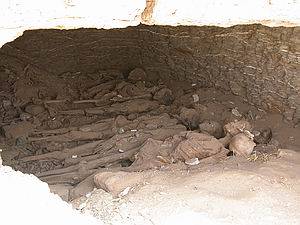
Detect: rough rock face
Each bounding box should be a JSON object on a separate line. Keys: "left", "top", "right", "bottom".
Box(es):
{"left": 0, "top": 28, "right": 141, "bottom": 75}
{"left": 1, "top": 25, "right": 298, "bottom": 122}
{"left": 0, "top": 0, "right": 299, "bottom": 47}
{"left": 139, "top": 25, "right": 300, "bottom": 123}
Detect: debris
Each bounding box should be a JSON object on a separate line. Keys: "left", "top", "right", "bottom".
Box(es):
{"left": 118, "top": 187, "right": 131, "bottom": 197}
{"left": 231, "top": 107, "right": 242, "bottom": 117}
{"left": 192, "top": 94, "right": 199, "bottom": 103}
{"left": 185, "top": 158, "right": 200, "bottom": 166}
{"left": 77, "top": 202, "right": 87, "bottom": 210}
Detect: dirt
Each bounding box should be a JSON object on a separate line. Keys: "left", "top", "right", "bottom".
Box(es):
{"left": 71, "top": 149, "right": 300, "bottom": 225}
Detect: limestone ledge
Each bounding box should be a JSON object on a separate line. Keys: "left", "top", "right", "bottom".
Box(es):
{"left": 0, "top": 0, "right": 300, "bottom": 47}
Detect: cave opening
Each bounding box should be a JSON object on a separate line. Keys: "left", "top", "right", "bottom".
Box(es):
{"left": 0, "top": 24, "right": 299, "bottom": 206}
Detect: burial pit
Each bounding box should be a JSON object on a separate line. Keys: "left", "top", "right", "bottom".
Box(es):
{"left": 0, "top": 1, "right": 299, "bottom": 225}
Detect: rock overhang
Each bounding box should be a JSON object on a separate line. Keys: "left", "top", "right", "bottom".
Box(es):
{"left": 0, "top": 0, "right": 299, "bottom": 47}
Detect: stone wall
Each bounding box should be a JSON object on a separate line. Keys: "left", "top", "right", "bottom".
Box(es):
{"left": 0, "top": 25, "right": 299, "bottom": 122}
{"left": 0, "top": 28, "right": 142, "bottom": 75}
{"left": 138, "top": 25, "right": 300, "bottom": 122}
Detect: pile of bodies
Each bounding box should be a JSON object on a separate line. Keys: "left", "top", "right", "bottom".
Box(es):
{"left": 0, "top": 67, "right": 276, "bottom": 200}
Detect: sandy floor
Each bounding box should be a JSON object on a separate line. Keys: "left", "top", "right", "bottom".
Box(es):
{"left": 72, "top": 149, "right": 300, "bottom": 225}
{"left": 0, "top": 149, "right": 299, "bottom": 225}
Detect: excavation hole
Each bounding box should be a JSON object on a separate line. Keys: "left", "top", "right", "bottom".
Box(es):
{"left": 0, "top": 25, "right": 299, "bottom": 203}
